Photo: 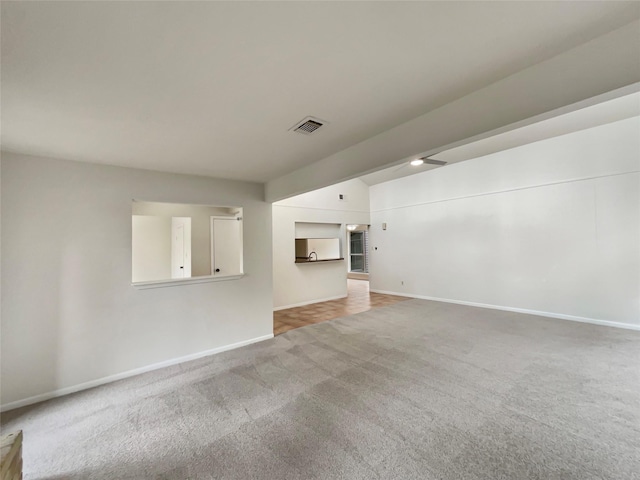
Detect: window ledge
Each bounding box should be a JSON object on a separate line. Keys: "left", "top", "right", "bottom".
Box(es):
{"left": 132, "top": 274, "right": 244, "bottom": 289}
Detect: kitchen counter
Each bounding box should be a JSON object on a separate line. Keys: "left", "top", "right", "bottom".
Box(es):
{"left": 295, "top": 257, "right": 344, "bottom": 264}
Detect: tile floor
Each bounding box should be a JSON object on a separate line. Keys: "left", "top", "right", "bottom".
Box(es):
{"left": 273, "top": 279, "right": 409, "bottom": 335}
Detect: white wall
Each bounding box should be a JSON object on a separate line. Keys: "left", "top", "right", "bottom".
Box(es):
{"left": 132, "top": 215, "right": 172, "bottom": 282}
{"left": 0, "top": 152, "right": 273, "bottom": 408}
{"left": 369, "top": 117, "right": 640, "bottom": 328}
{"left": 306, "top": 239, "right": 340, "bottom": 261}
{"left": 273, "top": 179, "right": 370, "bottom": 309}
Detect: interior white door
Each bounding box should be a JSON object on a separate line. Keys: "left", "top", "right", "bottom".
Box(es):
{"left": 212, "top": 217, "right": 242, "bottom": 276}
{"left": 171, "top": 217, "right": 191, "bottom": 279}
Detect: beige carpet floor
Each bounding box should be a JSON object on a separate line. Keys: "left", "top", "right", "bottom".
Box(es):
{"left": 2, "top": 299, "right": 640, "bottom": 479}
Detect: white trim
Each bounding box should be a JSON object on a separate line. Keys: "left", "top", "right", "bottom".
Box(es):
{"left": 0, "top": 333, "right": 274, "bottom": 412}
{"left": 274, "top": 294, "right": 348, "bottom": 311}
{"left": 370, "top": 289, "right": 640, "bottom": 331}
{"left": 132, "top": 273, "right": 244, "bottom": 289}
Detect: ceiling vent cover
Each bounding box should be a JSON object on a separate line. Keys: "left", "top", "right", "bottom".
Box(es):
{"left": 290, "top": 116, "right": 327, "bottom": 135}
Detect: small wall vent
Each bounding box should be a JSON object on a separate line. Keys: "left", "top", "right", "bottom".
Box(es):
{"left": 290, "top": 116, "right": 327, "bottom": 135}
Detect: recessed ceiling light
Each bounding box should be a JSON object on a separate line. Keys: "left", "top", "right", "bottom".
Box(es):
{"left": 410, "top": 159, "right": 424, "bottom": 166}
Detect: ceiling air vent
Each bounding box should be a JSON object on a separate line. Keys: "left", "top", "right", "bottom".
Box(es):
{"left": 290, "top": 116, "right": 327, "bottom": 135}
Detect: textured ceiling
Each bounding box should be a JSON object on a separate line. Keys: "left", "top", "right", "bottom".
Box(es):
{"left": 2, "top": 1, "right": 639, "bottom": 183}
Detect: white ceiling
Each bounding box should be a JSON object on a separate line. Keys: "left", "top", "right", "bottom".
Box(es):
{"left": 2, "top": 2, "right": 639, "bottom": 183}
{"left": 359, "top": 91, "right": 640, "bottom": 186}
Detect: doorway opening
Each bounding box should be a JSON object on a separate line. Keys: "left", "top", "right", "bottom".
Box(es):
{"left": 347, "top": 224, "right": 369, "bottom": 281}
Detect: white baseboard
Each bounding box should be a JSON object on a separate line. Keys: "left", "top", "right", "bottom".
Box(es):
{"left": 370, "top": 289, "right": 640, "bottom": 332}
{"left": 274, "top": 294, "right": 348, "bottom": 311}
{"left": 0, "top": 333, "right": 274, "bottom": 413}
